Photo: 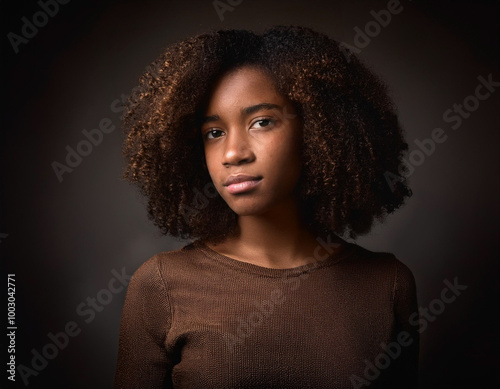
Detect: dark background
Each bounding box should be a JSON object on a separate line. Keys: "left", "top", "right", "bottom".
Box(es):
{"left": 1, "top": 0, "right": 499, "bottom": 387}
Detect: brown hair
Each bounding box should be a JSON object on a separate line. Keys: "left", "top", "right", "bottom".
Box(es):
{"left": 122, "top": 25, "right": 412, "bottom": 243}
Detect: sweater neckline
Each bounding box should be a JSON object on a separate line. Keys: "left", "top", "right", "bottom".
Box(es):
{"left": 192, "top": 239, "right": 356, "bottom": 278}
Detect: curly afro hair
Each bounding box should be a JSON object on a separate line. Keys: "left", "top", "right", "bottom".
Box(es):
{"left": 122, "top": 25, "right": 412, "bottom": 244}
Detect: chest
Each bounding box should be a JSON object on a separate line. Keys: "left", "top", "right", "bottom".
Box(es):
{"left": 164, "top": 273, "right": 395, "bottom": 388}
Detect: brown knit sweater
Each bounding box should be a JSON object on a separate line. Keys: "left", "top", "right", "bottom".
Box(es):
{"left": 114, "top": 238, "right": 419, "bottom": 388}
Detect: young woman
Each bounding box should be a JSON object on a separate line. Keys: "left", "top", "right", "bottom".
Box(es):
{"left": 114, "top": 25, "right": 419, "bottom": 388}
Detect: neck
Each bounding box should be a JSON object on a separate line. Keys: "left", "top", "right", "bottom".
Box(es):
{"left": 210, "top": 198, "right": 343, "bottom": 269}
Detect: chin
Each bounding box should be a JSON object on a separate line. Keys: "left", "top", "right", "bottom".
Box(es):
{"left": 225, "top": 199, "right": 276, "bottom": 217}
{"left": 229, "top": 206, "right": 266, "bottom": 217}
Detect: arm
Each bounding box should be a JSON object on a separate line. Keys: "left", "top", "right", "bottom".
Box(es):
{"left": 114, "top": 256, "right": 173, "bottom": 389}
{"left": 391, "top": 257, "right": 420, "bottom": 388}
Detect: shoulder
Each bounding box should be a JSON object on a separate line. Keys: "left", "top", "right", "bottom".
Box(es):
{"left": 346, "top": 244, "right": 418, "bottom": 321}
{"left": 344, "top": 243, "right": 417, "bottom": 298}
{"left": 130, "top": 240, "right": 203, "bottom": 285}
{"left": 345, "top": 243, "right": 411, "bottom": 275}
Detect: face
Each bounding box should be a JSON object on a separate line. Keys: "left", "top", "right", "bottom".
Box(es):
{"left": 200, "top": 66, "right": 303, "bottom": 216}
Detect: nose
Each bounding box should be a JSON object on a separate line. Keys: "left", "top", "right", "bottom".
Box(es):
{"left": 222, "top": 128, "right": 255, "bottom": 167}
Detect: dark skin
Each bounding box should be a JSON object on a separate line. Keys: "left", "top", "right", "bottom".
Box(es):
{"left": 201, "top": 66, "right": 346, "bottom": 269}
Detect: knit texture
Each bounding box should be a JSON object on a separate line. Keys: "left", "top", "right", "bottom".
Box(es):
{"left": 114, "top": 238, "right": 419, "bottom": 388}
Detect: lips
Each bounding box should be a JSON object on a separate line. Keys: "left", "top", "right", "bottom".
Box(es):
{"left": 223, "top": 174, "right": 262, "bottom": 186}
{"left": 223, "top": 174, "right": 263, "bottom": 195}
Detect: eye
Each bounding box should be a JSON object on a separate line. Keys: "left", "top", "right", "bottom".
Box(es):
{"left": 204, "top": 129, "right": 225, "bottom": 140}
{"left": 251, "top": 118, "right": 275, "bottom": 129}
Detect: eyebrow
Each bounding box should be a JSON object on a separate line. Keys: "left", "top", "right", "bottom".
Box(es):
{"left": 201, "top": 103, "right": 282, "bottom": 125}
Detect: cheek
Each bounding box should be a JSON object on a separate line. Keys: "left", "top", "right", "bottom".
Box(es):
{"left": 204, "top": 157, "right": 221, "bottom": 188}
{"left": 268, "top": 139, "right": 302, "bottom": 174}
{"left": 259, "top": 151, "right": 301, "bottom": 196}
{"left": 204, "top": 160, "right": 231, "bottom": 201}
{"left": 206, "top": 166, "right": 220, "bottom": 190}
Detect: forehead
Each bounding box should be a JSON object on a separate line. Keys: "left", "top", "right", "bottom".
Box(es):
{"left": 204, "top": 66, "right": 284, "bottom": 111}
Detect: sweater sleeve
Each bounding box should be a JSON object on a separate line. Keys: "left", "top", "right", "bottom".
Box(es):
{"left": 390, "top": 257, "right": 420, "bottom": 388}
{"left": 114, "top": 256, "right": 173, "bottom": 389}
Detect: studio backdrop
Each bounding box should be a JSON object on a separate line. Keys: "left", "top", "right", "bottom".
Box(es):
{"left": 1, "top": 0, "right": 498, "bottom": 388}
